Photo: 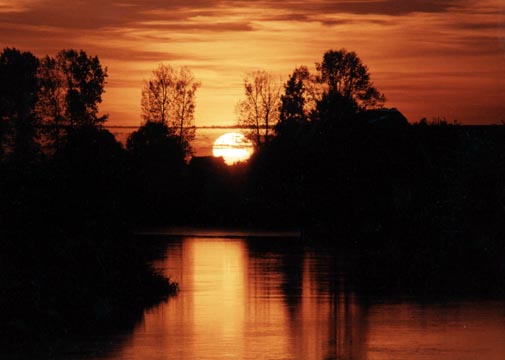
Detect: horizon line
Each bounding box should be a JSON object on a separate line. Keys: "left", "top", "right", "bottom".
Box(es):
{"left": 105, "top": 124, "right": 263, "bottom": 129}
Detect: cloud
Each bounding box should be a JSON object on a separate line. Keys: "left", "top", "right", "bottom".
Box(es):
{"left": 0, "top": 0, "right": 470, "bottom": 32}
{"left": 135, "top": 21, "right": 256, "bottom": 32}
{"left": 312, "top": 0, "right": 465, "bottom": 16}
{"left": 98, "top": 48, "right": 199, "bottom": 62}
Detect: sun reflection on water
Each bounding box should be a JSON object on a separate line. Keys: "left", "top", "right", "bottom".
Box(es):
{"left": 99, "top": 237, "right": 505, "bottom": 360}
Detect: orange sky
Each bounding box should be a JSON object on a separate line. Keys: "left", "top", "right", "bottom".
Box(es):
{"left": 1, "top": 0, "right": 504, "bottom": 126}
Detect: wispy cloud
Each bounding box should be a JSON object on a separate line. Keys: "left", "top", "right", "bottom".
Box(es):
{"left": 0, "top": 0, "right": 471, "bottom": 30}
{"left": 0, "top": 0, "right": 503, "bottom": 125}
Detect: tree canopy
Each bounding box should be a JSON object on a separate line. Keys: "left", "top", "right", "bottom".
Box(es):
{"left": 316, "top": 49, "right": 385, "bottom": 111}
{"left": 140, "top": 64, "right": 200, "bottom": 156}
{"left": 56, "top": 49, "right": 107, "bottom": 127}
{"left": 36, "top": 49, "right": 108, "bottom": 152}
{"left": 276, "top": 66, "right": 314, "bottom": 137}
{"left": 0, "top": 48, "right": 40, "bottom": 159}
{"left": 126, "top": 121, "right": 185, "bottom": 169}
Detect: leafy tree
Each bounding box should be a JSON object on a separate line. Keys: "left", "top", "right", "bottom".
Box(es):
{"left": 276, "top": 66, "right": 313, "bottom": 137}
{"left": 36, "top": 55, "right": 67, "bottom": 149}
{"left": 36, "top": 49, "right": 108, "bottom": 150}
{"left": 0, "top": 48, "right": 40, "bottom": 159}
{"left": 316, "top": 49, "right": 385, "bottom": 111}
{"left": 126, "top": 121, "right": 186, "bottom": 223}
{"left": 57, "top": 49, "right": 108, "bottom": 127}
{"left": 126, "top": 121, "right": 185, "bottom": 169}
{"left": 236, "top": 70, "right": 281, "bottom": 147}
{"left": 140, "top": 64, "right": 200, "bottom": 156}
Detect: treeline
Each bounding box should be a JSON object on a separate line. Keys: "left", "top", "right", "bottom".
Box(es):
{"left": 189, "top": 49, "right": 505, "bottom": 297}
{"left": 0, "top": 48, "right": 183, "bottom": 354}
{"left": 237, "top": 50, "right": 505, "bottom": 297}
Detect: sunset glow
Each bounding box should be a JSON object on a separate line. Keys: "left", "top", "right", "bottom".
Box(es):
{"left": 0, "top": 0, "right": 503, "bottom": 126}
{"left": 3, "top": 2, "right": 505, "bottom": 358}
{"left": 212, "top": 132, "right": 254, "bottom": 165}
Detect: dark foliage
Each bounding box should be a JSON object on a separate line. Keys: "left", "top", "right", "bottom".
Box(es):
{"left": 0, "top": 125, "right": 177, "bottom": 355}
{"left": 317, "top": 48, "right": 385, "bottom": 110}
{"left": 276, "top": 66, "right": 310, "bottom": 138}
{"left": 236, "top": 51, "right": 505, "bottom": 298}
{"left": 0, "top": 49, "right": 176, "bottom": 357}
{"left": 0, "top": 48, "right": 40, "bottom": 161}
{"left": 246, "top": 112, "right": 505, "bottom": 296}
{"left": 125, "top": 121, "right": 187, "bottom": 225}
{"left": 57, "top": 49, "right": 108, "bottom": 127}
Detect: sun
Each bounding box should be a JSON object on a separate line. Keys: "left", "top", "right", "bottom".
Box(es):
{"left": 212, "top": 132, "right": 254, "bottom": 165}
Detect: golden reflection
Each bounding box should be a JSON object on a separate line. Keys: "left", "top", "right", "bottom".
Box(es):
{"left": 110, "top": 237, "right": 505, "bottom": 360}
{"left": 245, "top": 253, "right": 291, "bottom": 358}
{"left": 191, "top": 240, "right": 245, "bottom": 342}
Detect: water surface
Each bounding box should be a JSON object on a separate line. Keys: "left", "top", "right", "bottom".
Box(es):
{"left": 63, "top": 235, "right": 505, "bottom": 359}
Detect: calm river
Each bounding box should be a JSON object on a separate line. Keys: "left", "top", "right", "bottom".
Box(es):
{"left": 62, "top": 231, "right": 505, "bottom": 360}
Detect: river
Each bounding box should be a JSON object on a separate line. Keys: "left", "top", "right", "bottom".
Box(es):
{"left": 59, "top": 231, "right": 505, "bottom": 360}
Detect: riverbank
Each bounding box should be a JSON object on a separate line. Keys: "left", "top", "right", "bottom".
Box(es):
{"left": 0, "top": 224, "right": 179, "bottom": 359}
{"left": 0, "top": 139, "right": 179, "bottom": 358}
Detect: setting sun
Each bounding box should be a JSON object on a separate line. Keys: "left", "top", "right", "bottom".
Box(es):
{"left": 212, "top": 132, "right": 254, "bottom": 165}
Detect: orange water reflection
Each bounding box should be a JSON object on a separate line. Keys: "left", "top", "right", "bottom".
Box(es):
{"left": 108, "top": 237, "right": 505, "bottom": 360}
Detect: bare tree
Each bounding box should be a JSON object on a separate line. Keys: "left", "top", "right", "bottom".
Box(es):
{"left": 171, "top": 66, "right": 200, "bottom": 153}
{"left": 141, "top": 64, "right": 200, "bottom": 155}
{"left": 236, "top": 70, "right": 281, "bottom": 147}
{"left": 141, "top": 64, "right": 174, "bottom": 124}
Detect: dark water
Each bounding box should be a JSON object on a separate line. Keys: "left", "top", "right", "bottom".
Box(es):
{"left": 61, "top": 233, "right": 505, "bottom": 359}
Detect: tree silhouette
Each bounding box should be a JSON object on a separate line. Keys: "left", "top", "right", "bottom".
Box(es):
{"left": 172, "top": 67, "right": 199, "bottom": 154}
{"left": 141, "top": 64, "right": 200, "bottom": 156}
{"left": 236, "top": 70, "right": 281, "bottom": 147}
{"left": 316, "top": 49, "right": 385, "bottom": 111}
{"left": 276, "top": 66, "right": 313, "bottom": 137}
{"left": 126, "top": 121, "right": 186, "bottom": 224}
{"left": 56, "top": 49, "right": 108, "bottom": 127}
{"left": 126, "top": 121, "right": 185, "bottom": 168}
{"left": 36, "top": 49, "right": 108, "bottom": 152}
{"left": 141, "top": 64, "right": 174, "bottom": 125}
{"left": 0, "top": 48, "right": 40, "bottom": 160}
{"left": 36, "top": 55, "right": 67, "bottom": 150}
